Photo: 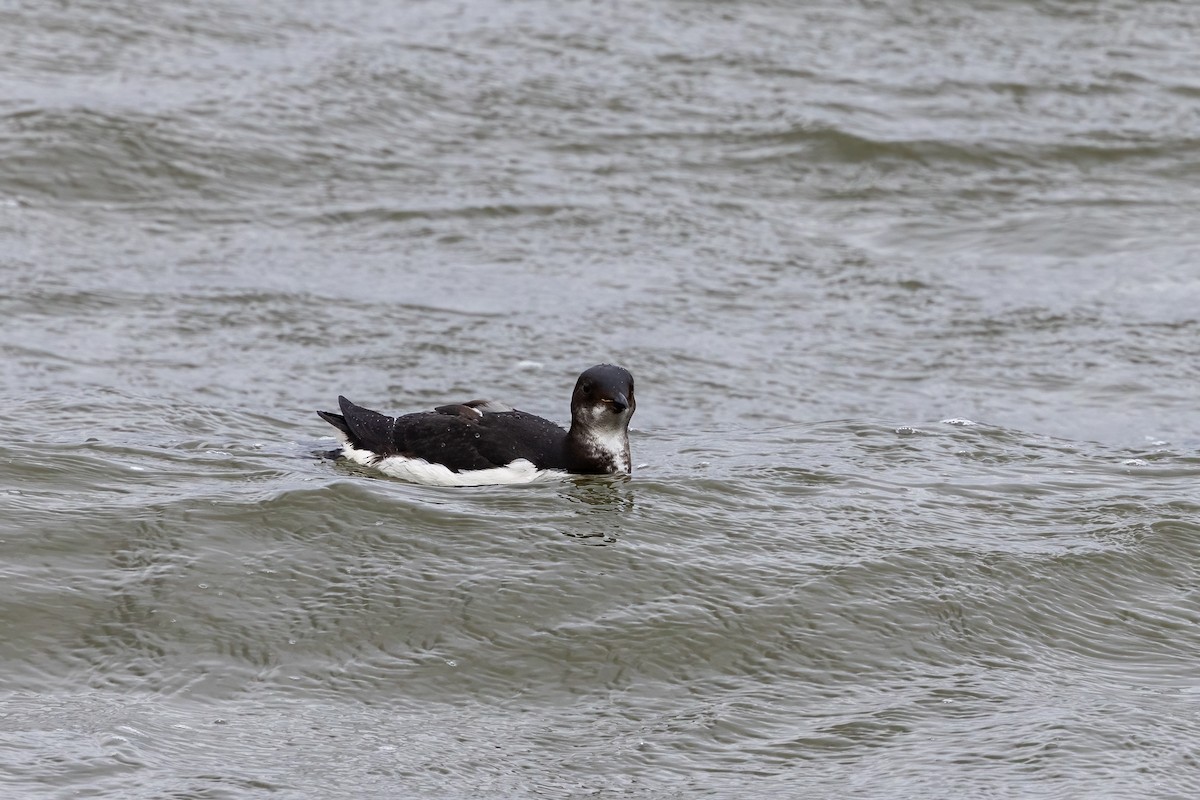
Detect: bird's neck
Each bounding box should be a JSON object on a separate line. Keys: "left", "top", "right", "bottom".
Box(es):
{"left": 566, "top": 419, "right": 631, "bottom": 474}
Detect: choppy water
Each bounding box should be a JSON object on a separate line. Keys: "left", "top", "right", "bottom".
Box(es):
{"left": 3, "top": 1, "right": 1200, "bottom": 797}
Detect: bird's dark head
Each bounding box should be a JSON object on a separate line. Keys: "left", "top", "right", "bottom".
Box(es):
{"left": 571, "top": 364, "right": 635, "bottom": 427}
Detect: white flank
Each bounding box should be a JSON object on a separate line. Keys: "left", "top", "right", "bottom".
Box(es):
{"left": 342, "top": 444, "right": 566, "bottom": 487}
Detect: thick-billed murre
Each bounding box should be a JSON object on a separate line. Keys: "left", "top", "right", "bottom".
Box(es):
{"left": 317, "top": 364, "right": 635, "bottom": 486}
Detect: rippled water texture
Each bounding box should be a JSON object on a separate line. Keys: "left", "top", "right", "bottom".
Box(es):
{"left": 3, "top": 1, "right": 1200, "bottom": 797}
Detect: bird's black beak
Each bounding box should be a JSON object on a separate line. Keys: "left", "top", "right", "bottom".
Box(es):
{"left": 609, "top": 393, "right": 628, "bottom": 413}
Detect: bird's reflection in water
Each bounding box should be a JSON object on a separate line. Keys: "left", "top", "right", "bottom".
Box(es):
{"left": 556, "top": 476, "right": 635, "bottom": 545}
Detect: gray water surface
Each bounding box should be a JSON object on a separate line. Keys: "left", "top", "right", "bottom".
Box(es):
{"left": 3, "top": 1, "right": 1200, "bottom": 798}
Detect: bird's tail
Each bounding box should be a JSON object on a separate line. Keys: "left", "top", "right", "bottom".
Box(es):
{"left": 317, "top": 410, "right": 353, "bottom": 443}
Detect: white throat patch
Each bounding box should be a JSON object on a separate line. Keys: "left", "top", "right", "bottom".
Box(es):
{"left": 576, "top": 404, "right": 632, "bottom": 473}
{"left": 585, "top": 428, "right": 630, "bottom": 472}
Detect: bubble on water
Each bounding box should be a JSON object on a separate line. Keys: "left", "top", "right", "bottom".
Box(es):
{"left": 941, "top": 418, "right": 979, "bottom": 426}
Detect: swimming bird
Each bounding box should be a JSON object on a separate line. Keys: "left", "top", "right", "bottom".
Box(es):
{"left": 317, "top": 364, "right": 635, "bottom": 486}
